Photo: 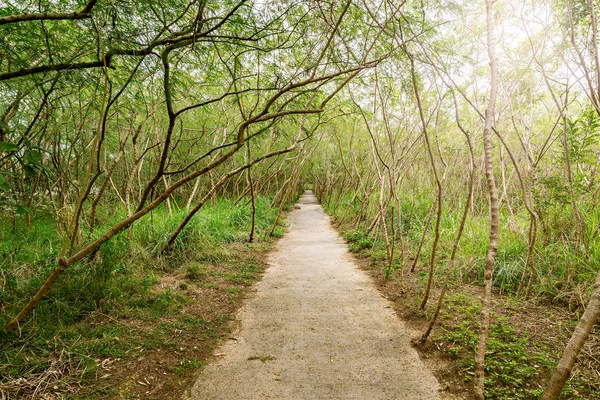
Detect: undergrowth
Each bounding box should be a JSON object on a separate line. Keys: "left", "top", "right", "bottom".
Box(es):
{"left": 326, "top": 191, "right": 600, "bottom": 400}
{"left": 0, "top": 195, "right": 286, "bottom": 398}
{"left": 329, "top": 190, "right": 599, "bottom": 301}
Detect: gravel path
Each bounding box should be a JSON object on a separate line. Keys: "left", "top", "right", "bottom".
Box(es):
{"left": 187, "top": 190, "right": 441, "bottom": 399}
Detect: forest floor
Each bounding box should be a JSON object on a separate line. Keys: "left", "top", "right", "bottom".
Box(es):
{"left": 5, "top": 239, "right": 282, "bottom": 400}
{"left": 186, "top": 191, "right": 444, "bottom": 399}
{"left": 82, "top": 241, "right": 275, "bottom": 400}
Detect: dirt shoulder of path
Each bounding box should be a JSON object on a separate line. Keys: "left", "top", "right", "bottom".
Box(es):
{"left": 93, "top": 240, "right": 280, "bottom": 400}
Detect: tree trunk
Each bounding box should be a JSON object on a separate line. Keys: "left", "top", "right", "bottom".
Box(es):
{"left": 409, "top": 200, "right": 435, "bottom": 273}
{"left": 420, "top": 94, "right": 475, "bottom": 343}
{"left": 186, "top": 176, "right": 202, "bottom": 210}
{"left": 247, "top": 141, "right": 256, "bottom": 243}
{"left": 407, "top": 50, "right": 443, "bottom": 310}
{"left": 163, "top": 144, "right": 300, "bottom": 252}
{"left": 474, "top": 1, "right": 500, "bottom": 398}
{"left": 541, "top": 269, "right": 600, "bottom": 400}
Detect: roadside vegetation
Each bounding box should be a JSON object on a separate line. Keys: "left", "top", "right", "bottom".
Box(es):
{"left": 331, "top": 211, "right": 599, "bottom": 399}
{"left": 309, "top": 1, "right": 600, "bottom": 398}
{"left": 0, "top": 196, "right": 293, "bottom": 399}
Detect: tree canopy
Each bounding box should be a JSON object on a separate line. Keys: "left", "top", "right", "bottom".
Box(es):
{"left": 1, "top": 1, "right": 599, "bottom": 399}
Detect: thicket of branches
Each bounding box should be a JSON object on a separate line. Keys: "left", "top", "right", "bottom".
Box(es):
{"left": 0, "top": 0, "right": 395, "bottom": 331}
{"left": 1, "top": 0, "right": 599, "bottom": 399}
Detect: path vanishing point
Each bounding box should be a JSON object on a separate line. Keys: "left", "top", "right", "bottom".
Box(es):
{"left": 187, "top": 190, "right": 441, "bottom": 399}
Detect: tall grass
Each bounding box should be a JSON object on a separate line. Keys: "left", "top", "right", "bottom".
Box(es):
{"left": 324, "top": 187, "right": 600, "bottom": 300}
{"left": 0, "top": 195, "right": 281, "bottom": 336}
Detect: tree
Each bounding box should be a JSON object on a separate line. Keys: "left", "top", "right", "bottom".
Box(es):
{"left": 473, "top": 1, "right": 500, "bottom": 398}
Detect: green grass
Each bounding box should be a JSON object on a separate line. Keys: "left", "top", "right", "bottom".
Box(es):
{"left": 326, "top": 186, "right": 600, "bottom": 299}
{"left": 439, "top": 316, "right": 548, "bottom": 399}
{"left": 0, "top": 194, "right": 288, "bottom": 397}
{"left": 344, "top": 228, "right": 374, "bottom": 252}
{"left": 436, "top": 305, "right": 593, "bottom": 399}
{"left": 186, "top": 263, "right": 207, "bottom": 281}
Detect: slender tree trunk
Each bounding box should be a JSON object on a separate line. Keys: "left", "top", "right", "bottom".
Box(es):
{"left": 541, "top": 268, "right": 600, "bottom": 400}
{"left": 5, "top": 124, "right": 253, "bottom": 332}
{"left": 474, "top": 1, "right": 500, "bottom": 398}
{"left": 410, "top": 200, "right": 435, "bottom": 273}
{"left": 247, "top": 141, "right": 257, "bottom": 242}
{"left": 420, "top": 95, "right": 475, "bottom": 343}
{"left": 60, "top": 59, "right": 110, "bottom": 257}
{"left": 407, "top": 50, "right": 443, "bottom": 310}
{"left": 492, "top": 129, "right": 539, "bottom": 297}
{"left": 339, "top": 182, "right": 360, "bottom": 224}
{"left": 164, "top": 144, "right": 299, "bottom": 252}
{"left": 89, "top": 144, "right": 125, "bottom": 235}
{"left": 270, "top": 184, "right": 293, "bottom": 237}
{"left": 186, "top": 177, "right": 202, "bottom": 210}
{"left": 24, "top": 172, "right": 41, "bottom": 230}
{"left": 396, "top": 195, "right": 405, "bottom": 269}
{"left": 499, "top": 146, "right": 516, "bottom": 229}
{"left": 378, "top": 179, "right": 393, "bottom": 274}
{"left": 162, "top": 175, "right": 173, "bottom": 216}
{"left": 331, "top": 176, "right": 348, "bottom": 216}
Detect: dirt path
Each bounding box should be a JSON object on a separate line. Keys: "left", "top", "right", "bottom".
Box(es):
{"left": 186, "top": 191, "right": 441, "bottom": 399}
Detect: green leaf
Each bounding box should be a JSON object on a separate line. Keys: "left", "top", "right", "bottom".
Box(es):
{"left": 24, "top": 165, "right": 37, "bottom": 177}
{"left": 0, "top": 142, "right": 19, "bottom": 152}
{"left": 0, "top": 175, "right": 11, "bottom": 191}
{"left": 24, "top": 150, "right": 42, "bottom": 164}
{"left": 22, "top": 136, "right": 32, "bottom": 148}
{"left": 37, "top": 164, "right": 53, "bottom": 177}
{"left": 31, "top": 145, "right": 50, "bottom": 154}
{"left": 16, "top": 205, "right": 34, "bottom": 217}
